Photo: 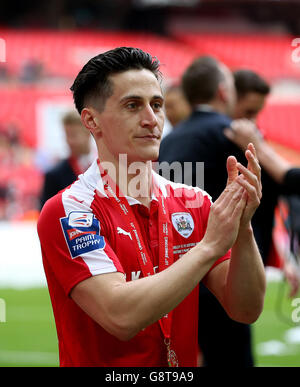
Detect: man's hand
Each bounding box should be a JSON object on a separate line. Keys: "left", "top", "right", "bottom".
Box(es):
{"left": 224, "top": 119, "right": 263, "bottom": 151}
{"left": 202, "top": 181, "right": 246, "bottom": 258}
{"left": 202, "top": 143, "right": 262, "bottom": 258}
{"left": 226, "top": 143, "right": 262, "bottom": 229}
{"left": 235, "top": 143, "right": 262, "bottom": 229}
{"left": 204, "top": 143, "right": 265, "bottom": 324}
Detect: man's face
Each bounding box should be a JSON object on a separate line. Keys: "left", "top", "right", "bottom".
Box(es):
{"left": 219, "top": 64, "right": 237, "bottom": 117}
{"left": 164, "top": 89, "right": 191, "bottom": 127}
{"left": 92, "top": 69, "right": 165, "bottom": 164}
{"left": 64, "top": 123, "right": 90, "bottom": 157}
{"left": 234, "top": 92, "right": 266, "bottom": 121}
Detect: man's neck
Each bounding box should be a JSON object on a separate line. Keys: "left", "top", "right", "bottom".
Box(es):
{"left": 127, "top": 161, "right": 153, "bottom": 208}
{"left": 98, "top": 151, "right": 154, "bottom": 208}
{"left": 194, "top": 101, "right": 226, "bottom": 115}
{"left": 194, "top": 104, "right": 214, "bottom": 112}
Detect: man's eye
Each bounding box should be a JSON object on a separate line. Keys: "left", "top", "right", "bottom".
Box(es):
{"left": 127, "top": 102, "right": 137, "bottom": 109}
{"left": 153, "top": 102, "right": 163, "bottom": 110}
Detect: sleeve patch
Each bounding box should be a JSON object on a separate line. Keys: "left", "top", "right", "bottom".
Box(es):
{"left": 60, "top": 211, "right": 105, "bottom": 258}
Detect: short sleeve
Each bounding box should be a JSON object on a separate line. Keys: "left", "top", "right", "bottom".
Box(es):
{"left": 207, "top": 249, "right": 231, "bottom": 273}
{"left": 37, "top": 194, "right": 124, "bottom": 296}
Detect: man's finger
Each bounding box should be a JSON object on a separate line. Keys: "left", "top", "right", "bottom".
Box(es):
{"left": 226, "top": 156, "right": 239, "bottom": 186}
{"left": 244, "top": 147, "right": 262, "bottom": 191}
{"left": 212, "top": 181, "right": 243, "bottom": 213}
{"left": 247, "top": 143, "right": 258, "bottom": 159}
{"left": 230, "top": 188, "right": 247, "bottom": 221}
{"left": 245, "top": 143, "right": 260, "bottom": 173}
{"left": 236, "top": 174, "right": 261, "bottom": 203}
{"left": 237, "top": 165, "right": 262, "bottom": 200}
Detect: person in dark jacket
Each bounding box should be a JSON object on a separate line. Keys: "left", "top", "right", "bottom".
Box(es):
{"left": 159, "top": 62, "right": 299, "bottom": 366}
{"left": 159, "top": 56, "right": 256, "bottom": 367}
{"left": 226, "top": 70, "right": 300, "bottom": 297}
{"left": 40, "top": 111, "right": 93, "bottom": 208}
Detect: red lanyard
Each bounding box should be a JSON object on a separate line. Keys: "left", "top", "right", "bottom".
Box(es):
{"left": 97, "top": 160, "right": 178, "bottom": 366}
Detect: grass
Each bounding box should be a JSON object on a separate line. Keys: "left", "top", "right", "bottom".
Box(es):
{"left": 0, "top": 288, "right": 59, "bottom": 367}
{"left": 0, "top": 280, "right": 299, "bottom": 367}
{"left": 253, "top": 279, "right": 300, "bottom": 367}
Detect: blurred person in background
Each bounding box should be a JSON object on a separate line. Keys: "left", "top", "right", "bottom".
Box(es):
{"left": 225, "top": 118, "right": 300, "bottom": 287}
{"left": 228, "top": 69, "right": 300, "bottom": 296}
{"left": 19, "top": 59, "right": 44, "bottom": 83}
{"left": 161, "top": 83, "right": 191, "bottom": 139}
{"left": 0, "top": 122, "right": 41, "bottom": 220}
{"left": 159, "top": 56, "right": 299, "bottom": 366}
{"left": 226, "top": 69, "right": 300, "bottom": 195}
{"left": 164, "top": 84, "right": 191, "bottom": 128}
{"left": 159, "top": 55, "right": 256, "bottom": 367}
{"left": 159, "top": 56, "right": 240, "bottom": 198}
{"left": 229, "top": 70, "right": 282, "bottom": 269}
{"left": 0, "top": 127, "right": 10, "bottom": 219}
{"left": 160, "top": 62, "right": 299, "bottom": 366}
{"left": 40, "top": 110, "right": 93, "bottom": 208}
{"left": 232, "top": 69, "right": 270, "bottom": 121}
{"left": 226, "top": 122, "right": 300, "bottom": 194}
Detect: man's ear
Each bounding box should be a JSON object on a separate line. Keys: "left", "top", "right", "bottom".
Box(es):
{"left": 81, "top": 108, "right": 102, "bottom": 137}
{"left": 217, "top": 82, "right": 227, "bottom": 103}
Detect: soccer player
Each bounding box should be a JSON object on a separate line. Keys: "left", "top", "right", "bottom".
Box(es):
{"left": 37, "top": 47, "right": 265, "bottom": 367}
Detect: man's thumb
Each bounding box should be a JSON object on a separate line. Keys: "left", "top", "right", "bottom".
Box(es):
{"left": 226, "top": 156, "right": 238, "bottom": 185}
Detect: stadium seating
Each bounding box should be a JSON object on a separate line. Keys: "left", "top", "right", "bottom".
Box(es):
{"left": 0, "top": 29, "right": 299, "bottom": 219}
{"left": 258, "top": 101, "right": 300, "bottom": 153}
{"left": 1, "top": 29, "right": 300, "bottom": 149}
{"left": 173, "top": 32, "right": 300, "bottom": 81}
{"left": 1, "top": 29, "right": 299, "bottom": 149}
{"left": 1, "top": 29, "right": 199, "bottom": 80}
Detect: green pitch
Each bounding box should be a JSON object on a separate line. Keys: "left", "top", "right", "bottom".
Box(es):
{"left": 0, "top": 280, "right": 299, "bottom": 367}
{"left": 253, "top": 279, "right": 300, "bottom": 367}
{"left": 0, "top": 287, "right": 58, "bottom": 367}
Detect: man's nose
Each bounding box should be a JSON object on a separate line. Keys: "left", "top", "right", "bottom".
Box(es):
{"left": 140, "top": 105, "right": 158, "bottom": 128}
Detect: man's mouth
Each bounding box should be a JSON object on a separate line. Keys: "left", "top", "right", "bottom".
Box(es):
{"left": 136, "top": 134, "right": 160, "bottom": 140}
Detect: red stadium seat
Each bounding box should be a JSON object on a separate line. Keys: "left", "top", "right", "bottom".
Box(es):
{"left": 1, "top": 29, "right": 199, "bottom": 80}
{"left": 0, "top": 29, "right": 299, "bottom": 220}
{"left": 173, "top": 32, "right": 300, "bottom": 81}
{"left": 258, "top": 101, "right": 300, "bottom": 152}
{"left": 0, "top": 30, "right": 299, "bottom": 152}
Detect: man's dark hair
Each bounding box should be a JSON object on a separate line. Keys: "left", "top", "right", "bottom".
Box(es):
{"left": 181, "top": 56, "right": 224, "bottom": 106}
{"left": 70, "top": 47, "right": 161, "bottom": 113}
{"left": 233, "top": 69, "right": 270, "bottom": 99}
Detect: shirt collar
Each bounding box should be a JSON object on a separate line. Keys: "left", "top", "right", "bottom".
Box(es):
{"left": 89, "top": 159, "right": 161, "bottom": 207}
{"left": 194, "top": 104, "right": 215, "bottom": 113}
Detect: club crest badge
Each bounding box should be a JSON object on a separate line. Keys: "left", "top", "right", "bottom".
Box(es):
{"left": 171, "top": 212, "right": 194, "bottom": 239}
